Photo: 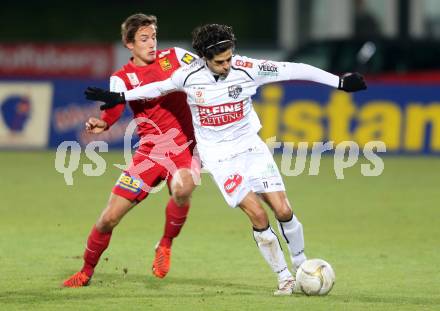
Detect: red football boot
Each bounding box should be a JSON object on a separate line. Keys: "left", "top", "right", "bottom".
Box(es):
{"left": 152, "top": 245, "right": 171, "bottom": 278}
{"left": 62, "top": 271, "right": 90, "bottom": 288}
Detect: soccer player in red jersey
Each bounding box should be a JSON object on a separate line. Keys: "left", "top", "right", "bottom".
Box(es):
{"left": 63, "top": 13, "right": 199, "bottom": 287}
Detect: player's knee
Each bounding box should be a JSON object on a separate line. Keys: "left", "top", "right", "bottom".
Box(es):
{"left": 173, "top": 184, "right": 193, "bottom": 199}
{"left": 97, "top": 213, "right": 121, "bottom": 231}
{"left": 172, "top": 188, "right": 192, "bottom": 206}
{"left": 251, "top": 208, "right": 269, "bottom": 227}
{"left": 277, "top": 208, "right": 293, "bottom": 221}
{"left": 274, "top": 202, "right": 293, "bottom": 221}
{"left": 171, "top": 177, "right": 195, "bottom": 206}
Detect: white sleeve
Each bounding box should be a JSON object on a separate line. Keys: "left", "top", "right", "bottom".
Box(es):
{"left": 110, "top": 76, "right": 127, "bottom": 92}
{"left": 276, "top": 62, "right": 339, "bottom": 87}
{"left": 174, "top": 47, "right": 198, "bottom": 66}
{"left": 124, "top": 78, "right": 180, "bottom": 101}
{"left": 238, "top": 55, "right": 339, "bottom": 88}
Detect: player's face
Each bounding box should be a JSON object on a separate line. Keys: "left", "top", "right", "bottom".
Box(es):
{"left": 206, "top": 49, "right": 233, "bottom": 78}
{"left": 127, "top": 25, "right": 157, "bottom": 65}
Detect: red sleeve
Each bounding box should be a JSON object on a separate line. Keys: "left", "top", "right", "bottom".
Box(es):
{"left": 100, "top": 103, "right": 125, "bottom": 129}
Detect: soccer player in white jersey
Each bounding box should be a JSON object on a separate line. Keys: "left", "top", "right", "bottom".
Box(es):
{"left": 85, "top": 24, "right": 366, "bottom": 295}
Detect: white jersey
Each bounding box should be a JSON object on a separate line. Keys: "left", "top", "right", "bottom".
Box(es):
{"left": 125, "top": 54, "right": 339, "bottom": 158}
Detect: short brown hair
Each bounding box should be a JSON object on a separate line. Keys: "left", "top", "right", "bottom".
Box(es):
{"left": 121, "top": 13, "right": 157, "bottom": 47}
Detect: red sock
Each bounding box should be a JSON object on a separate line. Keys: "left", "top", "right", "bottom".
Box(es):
{"left": 159, "top": 198, "right": 190, "bottom": 248}
{"left": 81, "top": 225, "right": 112, "bottom": 277}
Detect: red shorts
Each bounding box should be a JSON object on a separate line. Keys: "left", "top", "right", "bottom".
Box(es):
{"left": 112, "top": 147, "right": 200, "bottom": 202}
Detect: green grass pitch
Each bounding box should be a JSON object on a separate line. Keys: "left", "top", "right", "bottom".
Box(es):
{"left": 0, "top": 151, "right": 439, "bottom": 310}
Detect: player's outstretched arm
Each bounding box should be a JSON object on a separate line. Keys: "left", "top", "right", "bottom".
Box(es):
{"left": 246, "top": 56, "right": 367, "bottom": 92}
{"left": 85, "top": 78, "right": 180, "bottom": 110}
{"left": 124, "top": 78, "right": 179, "bottom": 101}
{"left": 283, "top": 63, "right": 367, "bottom": 92}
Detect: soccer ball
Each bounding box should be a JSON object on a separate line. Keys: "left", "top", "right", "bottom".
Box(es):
{"left": 296, "top": 258, "right": 335, "bottom": 296}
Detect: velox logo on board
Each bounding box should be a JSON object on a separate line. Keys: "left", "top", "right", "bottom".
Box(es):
{"left": 198, "top": 101, "right": 244, "bottom": 126}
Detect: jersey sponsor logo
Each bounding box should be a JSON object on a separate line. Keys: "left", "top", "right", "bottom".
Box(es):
{"left": 198, "top": 101, "right": 244, "bottom": 126}
{"left": 258, "top": 62, "right": 278, "bottom": 76}
{"left": 159, "top": 58, "right": 172, "bottom": 71}
{"left": 181, "top": 53, "right": 195, "bottom": 65}
{"left": 224, "top": 174, "right": 243, "bottom": 194}
{"left": 235, "top": 60, "right": 253, "bottom": 68}
{"left": 158, "top": 50, "right": 171, "bottom": 58}
{"left": 127, "top": 72, "right": 140, "bottom": 86}
{"left": 228, "top": 84, "right": 242, "bottom": 99}
{"left": 115, "top": 173, "right": 143, "bottom": 193}
{"left": 194, "top": 89, "right": 205, "bottom": 103}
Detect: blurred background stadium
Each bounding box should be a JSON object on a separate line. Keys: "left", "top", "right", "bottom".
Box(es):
{"left": 1, "top": 0, "right": 440, "bottom": 151}
{"left": 1, "top": 1, "right": 439, "bottom": 310}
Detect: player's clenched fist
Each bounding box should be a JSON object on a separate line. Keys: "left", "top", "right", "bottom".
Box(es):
{"left": 85, "top": 117, "right": 108, "bottom": 134}
{"left": 338, "top": 72, "right": 367, "bottom": 92}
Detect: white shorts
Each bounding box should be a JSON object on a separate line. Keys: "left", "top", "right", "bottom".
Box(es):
{"left": 202, "top": 135, "right": 285, "bottom": 207}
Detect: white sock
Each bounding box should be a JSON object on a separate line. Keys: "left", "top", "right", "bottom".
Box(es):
{"left": 253, "top": 226, "right": 293, "bottom": 282}
{"left": 277, "top": 214, "right": 307, "bottom": 271}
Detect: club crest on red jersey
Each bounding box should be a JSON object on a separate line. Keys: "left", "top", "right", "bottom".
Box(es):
{"left": 224, "top": 174, "right": 243, "bottom": 194}
{"left": 159, "top": 58, "right": 172, "bottom": 71}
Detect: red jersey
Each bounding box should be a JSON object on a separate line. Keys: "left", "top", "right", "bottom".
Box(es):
{"left": 101, "top": 47, "right": 196, "bottom": 153}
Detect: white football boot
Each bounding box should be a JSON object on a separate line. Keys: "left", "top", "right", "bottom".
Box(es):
{"left": 274, "top": 277, "right": 295, "bottom": 296}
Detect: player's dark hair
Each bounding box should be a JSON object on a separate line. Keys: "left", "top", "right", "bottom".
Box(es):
{"left": 121, "top": 13, "right": 157, "bottom": 47}
{"left": 192, "top": 24, "right": 236, "bottom": 60}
